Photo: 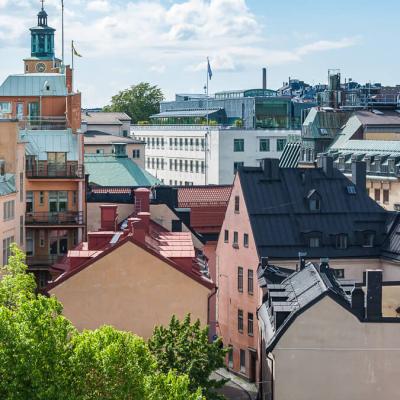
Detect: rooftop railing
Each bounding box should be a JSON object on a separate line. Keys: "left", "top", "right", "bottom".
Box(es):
{"left": 26, "top": 162, "right": 84, "bottom": 179}
{"left": 18, "top": 116, "right": 68, "bottom": 131}
{"left": 25, "top": 211, "right": 84, "bottom": 226}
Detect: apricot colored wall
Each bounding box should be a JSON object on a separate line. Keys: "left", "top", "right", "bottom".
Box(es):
{"left": 49, "top": 240, "right": 211, "bottom": 339}
{"left": 216, "top": 173, "right": 261, "bottom": 380}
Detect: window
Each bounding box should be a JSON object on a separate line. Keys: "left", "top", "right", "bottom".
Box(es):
{"left": 238, "top": 309, "right": 243, "bottom": 332}
{"left": 169, "top": 138, "right": 173, "bottom": 148}
{"left": 190, "top": 160, "right": 193, "bottom": 172}
{"left": 39, "top": 191, "right": 45, "bottom": 205}
{"left": 156, "top": 138, "right": 160, "bottom": 148}
{"left": 224, "top": 230, "right": 229, "bottom": 243}
{"left": 49, "top": 191, "right": 67, "bottom": 212}
{"left": 132, "top": 149, "right": 140, "bottom": 159}
{"left": 195, "top": 138, "right": 200, "bottom": 150}
{"left": 309, "top": 197, "right": 320, "bottom": 211}
{"left": 277, "top": 139, "right": 287, "bottom": 152}
{"left": 363, "top": 232, "right": 375, "bottom": 247}
{"left": 383, "top": 189, "right": 389, "bottom": 204}
{"left": 2, "top": 236, "right": 14, "bottom": 265}
{"left": 0, "top": 102, "right": 11, "bottom": 114}
{"left": 26, "top": 231, "right": 34, "bottom": 256}
{"left": 336, "top": 234, "right": 348, "bottom": 250}
{"left": 48, "top": 152, "right": 66, "bottom": 164}
{"left": 179, "top": 160, "right": 183, "bottom": 171}
{"left": 374, "top": 189, "right": 380, "bottom": 202}
{"left": 195, "top": 161, "right": 199, "bottom": 173}
{"left": 248, "top": 269, "right": 254, "bottom": 294}
{"left": 244, "top": 233, "right": 249, "bottom": 248}
{"left": 72, "top": 191, "right": 78, "bottom": 206}
{"left": 161, "top": 138, "right": 165, "bottom": 148}
{"left": 234, "top": 139, "right": 244, "bottom": 152}
{"left": 179, "top": 138, "right": 183, "bottom": 149}
{"left": 233, "top": 231, "right": 239, "bottom": 248}
{"left": 201, "top": 139, "right": 205, "bottom": 151}
{"left": 26, "top": 191, "right": 34, "bottom": 213}
{"left": 228, "top": 346, "right": 233, "bottom": 368}
{"left": 39, "top": 230, "right": 45, "bottom": 247}
{"left": 309, "top": 237, "right": 320, "bottom": 248}
{"left": 184, "top": 138, "right": 188, "bottom": 150}
{"left": 248, "top": 313, "right": 254, "bottom": 336}
{"left": 239, "top": 349, "right": 246, "bottom": 372}
{"left": 201, "top": 161, "right": 205, "bottom": 174}
{"left": 122, "top": 130, "right": 128, "bottom": 137}
{"left": 333, "top": 269, "right": 345, "bottom": 279}
{"left": 234, "top": 196, "right": 240, "bottom": 213}
{"left": 184, "top": 160, "right": 188, "bottom": 172}
{"left": 20, "top": 216, "right": 24, "bottom": 245}
{"left": 259, "top": 138, "right": 270, "bottom": 152}
{"left": 234, "top": 162, "right": 244, "bottom": 174}
{"left": 174, "top": 159, "right": 178, "bottom": 171}
{"left": 238, "top": 267, "right": 243, "bottom": 292}
{"left": 3, "top": 200, "right": 15, "bottom": 221}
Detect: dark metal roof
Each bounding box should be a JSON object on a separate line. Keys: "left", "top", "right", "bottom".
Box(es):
{"left": 279, "top": 142, "right": 301, "bottom": 168}
{"left": 238, "top": 162, "right": 390, "bottom": 260}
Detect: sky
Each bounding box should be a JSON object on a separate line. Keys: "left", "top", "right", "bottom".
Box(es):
{"left": 0, "top": 0, "right": 399, "bottom": 107}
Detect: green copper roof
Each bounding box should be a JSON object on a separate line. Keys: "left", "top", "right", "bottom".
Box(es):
{"left": 85, "top": 154, "right": 161, "bottom": 187}
{"left": 0, "top": 174, "right": 16, "bottom": 196}
{"left": 20, "top": 129, "right": 78, "bottom": 161}
{"left": 0, "top": 74, "right": 67, "bottom": 97}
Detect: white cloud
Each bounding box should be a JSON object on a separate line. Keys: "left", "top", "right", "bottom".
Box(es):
{"left": 86, "top": 0, "right": 110, "bottom": 13}
{"left": 150, "top": 65, "right": 166, "bottom": 74}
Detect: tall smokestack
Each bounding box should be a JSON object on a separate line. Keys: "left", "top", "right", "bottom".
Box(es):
{"left": 262, "top": 67, "right": 267, "bottom": 90}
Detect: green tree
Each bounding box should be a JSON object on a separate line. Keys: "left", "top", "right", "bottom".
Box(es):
{"left": 103, "top": 82, "right": 164, "bottom": 123}
{"left": 0, "top": 245, "right": 204, "bottom": 400}
{"left": 148, "top": 314, "right": 227, "bottom": 400}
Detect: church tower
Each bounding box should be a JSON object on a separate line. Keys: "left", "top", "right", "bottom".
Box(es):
{"left": 24, "top": 1, "right": 62, "bottom": 74}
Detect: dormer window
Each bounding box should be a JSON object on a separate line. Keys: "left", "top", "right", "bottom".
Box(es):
{"left": 309, "top": 237, "right": 321, "bottom": 248}
{"left": 336, "top": 234, "right": 348, "bottom": 249}
{"left": 363, "top": 231, "right": 375, "bottom": 247}
{"left": 307, "top": 190, "right": 321, "bottom": 212}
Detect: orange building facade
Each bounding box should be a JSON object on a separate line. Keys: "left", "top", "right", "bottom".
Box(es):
{"left": 0, "top": 5, "right": 85, "bottom": 287}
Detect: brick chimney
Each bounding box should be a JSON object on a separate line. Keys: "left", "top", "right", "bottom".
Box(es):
{"left": 134, "top": 188, "right": 150, "bottom": 214}
{"left": 131, "top": 212, "right": 150, "bottom": 244}
{"left": 100, "top": 205, "right": 118, "bottom": 231}
{"left": 65, "top": 65, "right": 73, "bottom": 93}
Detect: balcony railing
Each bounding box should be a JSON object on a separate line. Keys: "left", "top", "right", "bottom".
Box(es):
{"left": 26, "top": 163, "right": 84, "bottom": 179}
{"left": 25, "top": 211, "right": 84, "bottom": 225}
{"left": 26, "top": 255, "right": 60, "bottom": 267}
{"left": 18, "top": 116, "right": 68, "bottom": 131}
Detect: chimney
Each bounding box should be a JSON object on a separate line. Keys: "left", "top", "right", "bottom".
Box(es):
{"left": 172, "top": 219, "right": 182, "bottom": 232}
{"left": 100, "top": 205, "right": 118, "bottom": 231}
{"left": 351, "top": 161, "right": 366, "bottom": 193}
{"left": 65, "top": 65, "right": 73, "bottom": 93}
{"left": 261, "top": 257, "right": 269, "bottom": 268}
{"left": 134, "top": 188, "right": 150, "bottom": 214}
{"left": 138, "top": 212, "right": 150, "bottom": 232}
{"left": 365, "top": 270, "right": 382, "bottom": 320}
{"left": 351, "top": 287, "right": 365, "bottom": 319}
{"left": 262, "top": 67, "right": 267, "bottom": 90}
{"left": 261, "top": 158, "right": 280, "bottom": 180}
{"left": 321, "top": 155, "right": 334, "bottom": 177}
{"left": 298, "top": 252, "right": 307, "bottom": 270}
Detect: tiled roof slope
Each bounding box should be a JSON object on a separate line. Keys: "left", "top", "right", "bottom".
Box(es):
{"left": 0, "top": 174, "right": 16, "bottom": 196}
{"left": 85, "top": 154, "right": 160, "bottom": 187}
{"left": 239, "top": 161, "right": 390, "bottom": 260}
{"left": 178, "top": 185, "right": 232, "bottom": 207}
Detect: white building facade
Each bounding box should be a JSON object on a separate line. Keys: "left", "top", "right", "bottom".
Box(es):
{"left": 131, "top": 125, "right": 300, "bottom": 185}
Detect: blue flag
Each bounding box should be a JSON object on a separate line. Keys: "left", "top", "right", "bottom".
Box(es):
{"left": 207, "top": 58, "right": 212, "bottom": 80}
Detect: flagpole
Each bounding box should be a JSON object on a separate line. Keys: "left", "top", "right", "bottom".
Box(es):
{"left": 61, "top": 0, "right": 65, "bottom": 67}
{"left": 71, "top": 40, "right": 74, "bottom": 92}
{"left": 205, "top": 57, "right": 209, "bottom": 186}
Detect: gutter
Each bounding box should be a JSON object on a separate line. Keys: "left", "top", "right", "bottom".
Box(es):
{"left": 207, "top": 285, "right": 218, "bottom": 331}
{"left": 266, "top": 353, "right": 274, "bottom": 400}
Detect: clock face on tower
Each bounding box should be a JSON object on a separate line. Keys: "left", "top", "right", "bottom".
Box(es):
{"left": 36, "top": 62, "right": 46, "bottom": 73}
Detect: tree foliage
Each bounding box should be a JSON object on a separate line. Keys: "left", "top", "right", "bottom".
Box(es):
{"left": 0, "top": 245, "right": 205, "bottom": 400}
{"left": 103, "top": 82, "right": 164, "bottom": 123}
{"left": 148, "top": 314, "right": 227, "bottom": 400}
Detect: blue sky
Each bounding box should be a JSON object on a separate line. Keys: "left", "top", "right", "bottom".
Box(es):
{"left": 0, "top": 0, "right": 398, "bottom": 107}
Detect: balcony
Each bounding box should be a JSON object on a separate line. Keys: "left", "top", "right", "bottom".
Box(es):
{"left": 26, "top": 163, "right": 84, "bottom": 179}
{"left": 25, "top": 211, "right": 84, "bottom": 226}
{"left": 18, "top": 116, "right": 68, "bottom": 131}
{"left": 26, "top": 255, "right": 60, "bottom": 267}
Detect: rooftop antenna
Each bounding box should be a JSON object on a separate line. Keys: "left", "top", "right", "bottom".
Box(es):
{"left": 61, "top": 0, "right": 65, "bottom": 68}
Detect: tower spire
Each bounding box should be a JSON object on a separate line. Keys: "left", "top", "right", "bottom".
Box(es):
{"left": 41, "top": 0, "right": 45, "bottom": 11}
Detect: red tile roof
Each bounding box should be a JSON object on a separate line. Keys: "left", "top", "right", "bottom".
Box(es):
{"left": 178, "top": 185, "right": 232, "bottom": 208}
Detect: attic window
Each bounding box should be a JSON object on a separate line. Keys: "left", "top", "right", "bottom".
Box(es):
{"left": 309, "top": 198, "right": 320, "bottom": 211}
{"left": 347, "top": 186, "right": 357, "bottom": 195}
{"left": 309, "top": 237, "right": 321, "bottom": 248}
{"left": 363, "top": 232, "right": 375, "bottom": 248}
{"left": 320, "top": 128, "right": 328, "bottom": 135}
{"left": 336, "top": 234, "right": 348, "bottom": 250}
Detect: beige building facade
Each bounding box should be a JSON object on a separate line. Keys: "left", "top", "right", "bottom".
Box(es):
{"left": 49, "top": 237, "right": 211, "bottom": 339}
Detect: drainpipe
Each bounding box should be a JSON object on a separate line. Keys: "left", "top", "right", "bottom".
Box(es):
{"left": 266, "top": 353, "right": 274, "bottom": 400}
{"left": 207, "top": 285, "right": 218, "bottom": 338}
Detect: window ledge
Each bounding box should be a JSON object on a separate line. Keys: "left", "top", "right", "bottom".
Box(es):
{"left": 232, "top": 243, "right": 239, "bottom": 249}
